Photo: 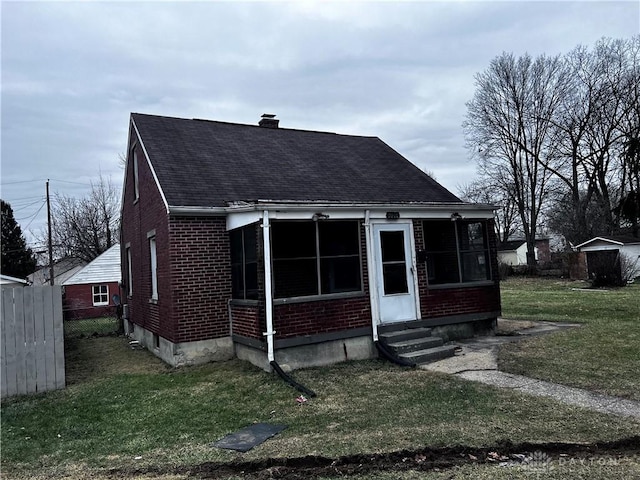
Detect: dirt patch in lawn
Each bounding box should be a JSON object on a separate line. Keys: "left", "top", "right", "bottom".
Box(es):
{"left": 496, "top": 318, "right": 540, "bottom": 335}
{"left": 65, "top": 336, "right": 169, "bottom": 385}
{"left": 108, "top": 436, "right": 640, "bottom": 479}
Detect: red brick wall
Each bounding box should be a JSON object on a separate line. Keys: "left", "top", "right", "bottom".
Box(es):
{"left": 169, "top": 216, "right": 231, "bottom": 343}
{"left": 419, "top": 286, "right": 501, "bottom": 319}
{"left": 274, "top": 296, "right": 371, "bottom": 339}
{"left": 120, "top": 126, "right": 174, "bottom": 341}
{"left": 230, "top": 303, "right": 262, "bottom": 339}
{"left": 63, "top": 282, "right": 120, "bottom": 320}
{"left": 413, "top": 219, "right": 501, "bottom": 320}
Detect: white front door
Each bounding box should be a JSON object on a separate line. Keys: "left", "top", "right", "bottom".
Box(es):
{"left": 372, "top": 222, "right": 418, "bottom": 323}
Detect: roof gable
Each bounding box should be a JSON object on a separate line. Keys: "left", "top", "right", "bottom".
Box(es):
{"left": 498, "top": 240, "right": 526, "bottom": 251}
{"left": 63, "top": 245, "right": 121, "bottom": 285}
{"left": 131, "top": 113, "right": 462, "bottom": 209}
{"left": 576, "top": 235, "right": 640, "bottom": 249}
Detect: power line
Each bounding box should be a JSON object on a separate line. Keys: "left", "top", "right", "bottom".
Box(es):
{"left": 22, "top": 201, "right": 46, "bottom": 231}
{"left": 49, "top": 179, "right": 93, "bottom": 186}
{"left": 0, "top": 179, "right": 46, "bottom": 186}
{"left": 13, "top": 199, "right": 46, "bottom": 213}
{"left": 1, "top": 178, "right": 94, "bottom": 187}
{"left": 1, "top": 195, "right": 45, "bottom": 203}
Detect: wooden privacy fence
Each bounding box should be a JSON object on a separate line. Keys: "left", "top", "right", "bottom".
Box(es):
{"left": 1, "top": 286, "right": 65, "bottom": 399}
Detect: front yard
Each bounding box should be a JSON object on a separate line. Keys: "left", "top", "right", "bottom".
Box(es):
{"left": 1, "top": 277, "right": 639, "bottom": 479}
{"left": 499, "top": 277, "right": 640, "bottom": 401}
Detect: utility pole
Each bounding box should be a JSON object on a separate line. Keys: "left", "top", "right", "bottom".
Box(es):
{"left": 46, "top": 180, "right": 54, "bottom": 285}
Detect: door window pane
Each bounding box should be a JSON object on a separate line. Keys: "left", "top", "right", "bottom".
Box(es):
{"left": 380, "top": 230, "right": 408, "bottom": 295}
{"left": 380, "top": 231, "right": 405, "bottom": 262}
{"left": 382, "top": 264, "right": 408, "bottom": 295}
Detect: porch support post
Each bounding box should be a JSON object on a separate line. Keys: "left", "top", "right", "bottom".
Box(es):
{"left": 364, "top": 210, "right": 380, "bottom": 341}
{"left": 261, "top": 210, "right": 276, "bottom": 362}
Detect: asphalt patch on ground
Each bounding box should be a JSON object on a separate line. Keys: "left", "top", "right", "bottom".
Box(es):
{"left": 108, "top": 436, "right": 640, "bottom": 479}
{"left": 212, "top": 423, "right": 287, "bottom": 452}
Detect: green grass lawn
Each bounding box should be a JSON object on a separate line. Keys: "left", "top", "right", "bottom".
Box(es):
{"left": 63, "top": 316, "right": 119, "bottom": 338}
{"left": 2, "top": 336, "right": 640, "bottom": 479}
{"left": 499, "top": 277, "right": 640, "bottom": 401}
{"left": 3, "top": 278, "right": 640, "bottom": 479}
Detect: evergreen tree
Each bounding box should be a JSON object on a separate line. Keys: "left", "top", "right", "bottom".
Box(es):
{"left": 1, "top": 199, "right": 37, "bottom": 278}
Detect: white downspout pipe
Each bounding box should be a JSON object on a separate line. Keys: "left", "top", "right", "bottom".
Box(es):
{"left": 261, "top": 210, "right": 276, "bottom": 362}
{"left": 364, "top": 210, "right": 380, "bottom": 342}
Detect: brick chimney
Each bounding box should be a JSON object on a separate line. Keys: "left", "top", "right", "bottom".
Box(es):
{"left": 259, "top": 113, "right": 279, "bottom": 129}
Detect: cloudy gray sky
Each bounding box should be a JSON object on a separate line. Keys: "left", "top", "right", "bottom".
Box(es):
{"left": 1, "top": 0, "right": 639, "bottom": 247}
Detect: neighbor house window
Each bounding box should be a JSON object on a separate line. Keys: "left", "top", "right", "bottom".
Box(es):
{"left": 149, "top": 234, "right": 158, "bottom": 300}
{"left": 423, "top": 220, "right": 490, "bottom": 285}
{"left": 92, "top": 285, "right": 109, "bottom": 306}
{"left": 272, "top": 221, "right": 361, "bottom": 299}
{"left": 230, "top": 225, "right": 258, "bottom": 300}
{"left": 133, "top": 149, "right": 140, "bottom": 201}
{"left": 125, "top": 245, "right": 133, "bottom": 297}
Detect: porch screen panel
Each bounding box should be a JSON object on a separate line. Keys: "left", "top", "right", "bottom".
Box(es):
{"left": 458, "top": 222, "right": 490, "bottom": 282}
{"left": 272, "top": 222, "right": 318, "bottom": 298}
{"left": 423, "top": 221, "right": 460, "bottom": 284}
{"left": 272, "top": 220, "right": 361, "bottom": 299}
{"left": 319, "top": 221, "right": 361, "bottom": 294}
{"left": 230, "top": 225, "right": 259, "bottom": 300}
{"left": 423, "top": 220, "right": 490, "bottom": 285}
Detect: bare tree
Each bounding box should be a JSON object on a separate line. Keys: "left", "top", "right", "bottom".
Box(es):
{"left": 464, "top": 53, "right": 566, "bottom": 267}
{"left": 615, "top": 37, "right": 640, "bottom": 236}
{"left": 544, "top": 37, "right": 640, "bottom": 243}
{"left": 458, "top": 178, "right": 520, "bottom": 244}
{"left": 466, "top": 36, "right": 640, "bottom": 253}
{"left": 43, "top": 175, "right": 120, "bottom": 262}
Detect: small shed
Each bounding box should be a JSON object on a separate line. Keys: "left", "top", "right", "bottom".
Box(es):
{"left": 576, "top": 236, "right": 640, "bottom": 282}
{"left": 62, "top": 245, "right": 121, "bottom": 319}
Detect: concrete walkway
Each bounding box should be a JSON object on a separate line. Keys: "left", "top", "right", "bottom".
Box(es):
{"left": 421, "top": 320, "right": 640, "bottom": 419}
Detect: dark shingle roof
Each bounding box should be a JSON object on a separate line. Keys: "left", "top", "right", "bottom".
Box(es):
{"left": 132, "top": 113, "right": 461, "bottom": 208}
{"left": 497, "top": 240, "right": 527, "bottom": 252}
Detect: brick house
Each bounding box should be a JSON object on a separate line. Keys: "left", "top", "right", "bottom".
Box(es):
{"left": 120, "top": 113, "right": 501, "bottom": 369}
{"left": 62, "top": 244, "right": 121, "bottom": 319}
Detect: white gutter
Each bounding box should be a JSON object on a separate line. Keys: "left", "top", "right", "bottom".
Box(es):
{"left": 261, "top": 210, "right": 276, "bottom": 362}
{"left": 169, "top": 205, "right": 228, "bottom": 216}
{"left": 364, "top": 210, "right": 380, "bottom": 342}
{"left": 169, "top": 201, "right": 497, "bottom": 216}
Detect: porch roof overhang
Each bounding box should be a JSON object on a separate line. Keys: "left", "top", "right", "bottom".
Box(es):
{"left": 168, "top": 200, "right": 498, "bottom": 231}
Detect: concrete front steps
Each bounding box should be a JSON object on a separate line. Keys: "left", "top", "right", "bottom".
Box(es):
{"left": 378, "top": 324, "right": 456, "bottom": 365}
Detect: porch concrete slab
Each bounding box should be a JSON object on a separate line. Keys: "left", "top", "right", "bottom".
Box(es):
{"left": 420, "top": 347, "right": 498, "bottom": 374}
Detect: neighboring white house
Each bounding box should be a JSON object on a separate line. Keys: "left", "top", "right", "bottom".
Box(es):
{"left": 576, "top": 235, "right": 640, "bottom": 280}
{"left": 497, "top": 240, "right": 538, "bottom": 266}
{"left": 28, "top": 257, "right": 86, "bottom": 286}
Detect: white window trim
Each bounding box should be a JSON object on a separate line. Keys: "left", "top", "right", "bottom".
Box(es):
{"left": 126, "top": 245, "right": 133, "bottom": 297}
{"left": 149, "top": 235, "right": 158, "bottom": 301}
{"left": 133, "top": 149, "right": 140, "bottom": 201}
{"left": 92, "top": 285, "right": 109, "bottom": 306}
